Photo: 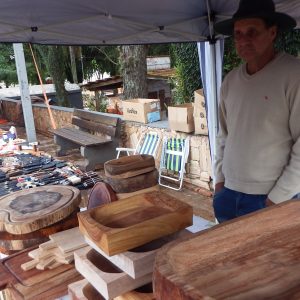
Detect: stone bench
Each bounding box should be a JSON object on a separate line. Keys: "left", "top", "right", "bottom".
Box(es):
{"left": 51, "top": 109, "right": 121, "bottom": 171}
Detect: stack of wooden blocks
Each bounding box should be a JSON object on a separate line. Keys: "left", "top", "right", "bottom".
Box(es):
{"left": 70, "top": 191, "right": 193, "bottom": 300}
{"left": 21, "top": 227, "right": 89, "bottom": 271}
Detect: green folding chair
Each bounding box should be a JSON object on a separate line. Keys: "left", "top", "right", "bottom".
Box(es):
{"left": 159, "top": 136, "right": 190, "bottom": 190}
{"left": 116, "top": 131, "right": 161, "bottom": 158}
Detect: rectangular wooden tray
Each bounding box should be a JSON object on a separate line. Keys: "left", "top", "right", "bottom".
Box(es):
{"left": 74, "top": 247, "right": 152, "bottom": 300}
{"left": 78, "top": 191, "right": 193, "bottom": 256}
{"left": 0, "top": 246, "right": 82, "bottom": 299}
{"left": 85, "top": 230, "right": 191, "bottom": 279}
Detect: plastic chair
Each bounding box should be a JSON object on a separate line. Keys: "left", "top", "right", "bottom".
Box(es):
{"left": 158, "top": 136, "right": 190, "bottom": 191}
{"left": 116, "top": 131, "right": 160, "bottom": 158}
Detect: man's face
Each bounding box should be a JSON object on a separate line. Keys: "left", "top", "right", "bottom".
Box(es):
{"left": 234, "top": 18, "right": 277, "bottom": 63}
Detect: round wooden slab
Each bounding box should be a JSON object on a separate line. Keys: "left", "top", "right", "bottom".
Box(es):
{"left": 0, "top": 185, "right": 80, "bottom": 234}
{"left": 87, "top": 182, "right": 117, "bottom": 209}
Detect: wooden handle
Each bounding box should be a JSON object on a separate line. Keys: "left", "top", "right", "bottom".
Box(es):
{"left": 0, "top": 262, "right": 15, "bottom": 290}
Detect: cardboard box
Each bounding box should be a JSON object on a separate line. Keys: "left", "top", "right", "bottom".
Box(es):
{"left": 168, "top": 103, "right": 194, "bottom": 133}
{"left": 193, "top": 89, "right": 208, "bottom": 135}
{"left": 122, "top": 98, "right": 161, "bottom": 124}
{"left": 193, "top": 89, "right": 206, "bottom": 118}
{"left": 194, "top": 117, "right": 208, "bottom": 135}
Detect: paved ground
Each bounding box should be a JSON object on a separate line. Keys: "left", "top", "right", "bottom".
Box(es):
{"left": 2, "top": 123, "right": 215, "bottom": 222}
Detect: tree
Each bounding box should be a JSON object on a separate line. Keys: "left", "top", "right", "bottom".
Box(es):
{"left": 120, "top": 45, "right": 148, "bottom": 100}
{"left": 170, "top": 43, "right": 201, "bottom": 104}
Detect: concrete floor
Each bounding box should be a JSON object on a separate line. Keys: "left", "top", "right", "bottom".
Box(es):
{"left": 3, "top": 124, "right": 215, "bottom": 222}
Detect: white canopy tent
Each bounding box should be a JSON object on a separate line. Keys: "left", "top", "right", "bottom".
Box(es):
{"left": 0, "top": 0, "right": 299, "bottom": 179}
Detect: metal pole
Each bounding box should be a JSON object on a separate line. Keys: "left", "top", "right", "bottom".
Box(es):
{"left": 13, "top": 43, "right": 37, "bottom": 143}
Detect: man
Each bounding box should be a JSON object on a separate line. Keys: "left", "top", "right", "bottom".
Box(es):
{"left": 213, "top": 0, "right": 300, "bottom": 222}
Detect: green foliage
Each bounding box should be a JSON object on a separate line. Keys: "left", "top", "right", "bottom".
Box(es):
{"left": 276, "top": 29, "right": 300, "bottom": 56}
{"left": 82, "top": 93, "right": 107, "bottom": 113}
{"left": 223, "top": 29, "right": 300, "bottom": 77}
{"left": 0, "top": 43, "right": 41, "bottom": 87}
{"left": 170, "top": 43, "right": 201, "bottom": 104}
{"left": 81, "top": 46, "right": 120, "bottom": 81}
{"left": 223, "top": 37, "right": 242, "bottom": 77}
{"left": 147, "top": 44, "right": 171, "bottom": 56}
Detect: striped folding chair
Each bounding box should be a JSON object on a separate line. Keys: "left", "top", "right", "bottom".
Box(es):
{"left": 116, "top": 131, "right": 161, "bottom": 158}
{"left": 159, "top": 136, "right": 190, "bottom": 191}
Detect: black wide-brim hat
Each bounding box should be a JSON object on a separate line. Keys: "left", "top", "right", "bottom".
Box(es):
{"left": 215, "top": 0, "right": 296, "bottom": 36}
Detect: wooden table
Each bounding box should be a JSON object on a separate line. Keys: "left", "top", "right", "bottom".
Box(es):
{"left": 153, "top": 200, "right": 300, "bottom": 300}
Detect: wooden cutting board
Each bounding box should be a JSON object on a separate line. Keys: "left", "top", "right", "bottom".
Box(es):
{"left": 0, "top": 246, "right": 83, "bottom": 299}
{"left": 0, "top": 185, "right": 80, "bottom": 234}
{"left": 78, "top": 191, "right": 193, "bottom": 256}
{"left": 153, "top": 200, "right": 300, "bottom": 300}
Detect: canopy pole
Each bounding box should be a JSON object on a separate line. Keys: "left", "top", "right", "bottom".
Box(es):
{"left": 29, "top": 44, "right": 57, "bottom": 129}
{"left": 13, "top": 43, "right": 37, "bottom": 143}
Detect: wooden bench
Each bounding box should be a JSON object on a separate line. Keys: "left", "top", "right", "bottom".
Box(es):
{"left": 52, "top": 109, "right": 121, "bottom": 171}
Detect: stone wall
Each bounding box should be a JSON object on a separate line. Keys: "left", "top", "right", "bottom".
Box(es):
{"left": 1, "top": 98, "right": 213, "bottom": 190}
{"left": 0, "top": 98, "right": 74, "bottom": 135}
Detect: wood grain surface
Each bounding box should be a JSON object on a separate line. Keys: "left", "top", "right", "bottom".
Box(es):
{"left": 0, "top": 209, "right": 79, "bottom": 240}
{"left": 0, "top": 185, "right": 80, "bottom": 234}
{"left": 74, "top": 247, "right": 152, "bottom": 300}
{"left": 0, "top": 246, "right": 82, "bottom": 299}
{"left": 87, "top": 182, "right": 118, "bottom": 210}
{"left": 104, "top": 169, "right": 158, "bottom": 193}
{"left": 153, "top": 200, "right": 300, "bottom": 300}
{"left": 78, "top": 191, "right": 193, "bottom": 255}
{"left": 104, "top": 155, "right": 155, "bottom": 176}
{"left": 85, "top": 230, "right": 191, "bottom": 279}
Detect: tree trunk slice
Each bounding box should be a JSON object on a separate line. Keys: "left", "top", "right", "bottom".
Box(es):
{"left": 0, "top": 185, "right": 80, "bottom": 234}
{"left": 87, "top": 182, "right": 117, "bottom": 210}
{"left": 0, "top": 237, "right": 49, "bottom": 252}
{"left": 153, "top": 200, "right": 300, "bottom": 300}
{"left": 104, "top": 155, "right": 155, "bottom": 176}
{"left": 0, "top": 209, "right": 79, "bottom": 240}
{"left": 104, "top": 170, "right": 158, "bottom": 193}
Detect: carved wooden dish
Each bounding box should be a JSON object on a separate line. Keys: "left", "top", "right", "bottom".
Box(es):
{"left": 78, "top": 191, "right": 193, "bottom": 256}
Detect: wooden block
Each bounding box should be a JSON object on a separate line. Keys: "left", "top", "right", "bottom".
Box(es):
{"left": 68, "top": 279, "right": 89, "bottom": 300}
{"left": 78, "top": 191, "right": 193, "bottom": 256}
{"left": 49, "top": 227, "right": 87, "bottom": 253}
{"left": 39, "top": 240, "right": 56, "bottom": 251}
{"left": 36, "top": 256, "right": 56, "bottom": 270}
{"left": 85, "top": 230, "right": 191, "bottom": 279}
{"left": 153, "top": 200, "right": 300, "bottom": 300}
{"left": 74, "top": 247, "right": 152, "bottom": 300}
{"left": 21, "top": 260, "right": 38, "bottom": 271}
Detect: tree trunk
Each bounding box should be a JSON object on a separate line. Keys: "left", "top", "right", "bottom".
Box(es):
{"left": 69, "top": 46, "right": 78, "bottom": 84}
{"left": 48, "top": 46, "right": 70, "bottom": 107}
{"left": 120, "top": 45, "right": 148, "bottom": 100}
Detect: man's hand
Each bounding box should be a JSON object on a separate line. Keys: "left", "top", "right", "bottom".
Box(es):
{"left": 214, "top": 182, "right": 225, "bottom": 194}
{"left": 266, "top": 198, "right": 275, "bottom": 207}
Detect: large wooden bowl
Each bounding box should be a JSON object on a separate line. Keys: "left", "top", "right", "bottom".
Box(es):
{"left": 78, "top": 191, "right": 193, "bottom": 256}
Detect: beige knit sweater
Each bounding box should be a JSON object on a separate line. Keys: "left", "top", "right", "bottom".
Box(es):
{"left": 215, "top": 52, "right": 300, "bottom": 203}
